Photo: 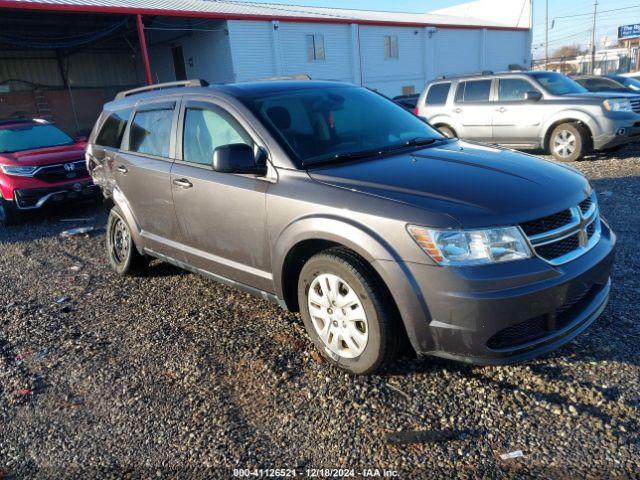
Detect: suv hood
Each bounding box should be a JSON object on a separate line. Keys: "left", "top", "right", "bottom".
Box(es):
{"left": 563, "top": 91, "right": 640, "bottom": 99}
{"left": 308, "top": 141, "right": 591, "bottom": 228}
{"left": 0, "top": 143, "right": 86, "bottom": 166}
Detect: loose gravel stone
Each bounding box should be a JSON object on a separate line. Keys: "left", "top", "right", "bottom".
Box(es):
{"left": 0, "top": 146, "right": 639, "bottom": 478}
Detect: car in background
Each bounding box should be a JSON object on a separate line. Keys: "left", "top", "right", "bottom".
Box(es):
{"left": 574, "top": 75, "right": 630, "bottom": 93}
{"left": 392, "top": 93, "right": 420, "bottom": 111}
{"left": 607, "top": 75, "right": 640, "bottom": 93}
{"left": 416, "top": 71, "right": 640, "bottom": 161}
{"left": 0, "top": 118, "right": 98, "bottom": 226}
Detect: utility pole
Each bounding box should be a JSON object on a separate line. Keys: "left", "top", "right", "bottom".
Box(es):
{"left": 590, "top": 0, "right": 598, "bottom": 74}
{"left": 545, "top": 0, "right": 549, "bottom": 70}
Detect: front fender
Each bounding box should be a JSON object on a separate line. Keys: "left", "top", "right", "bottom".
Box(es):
{"left": 542, "top": 109, "right": 601, "bottom": 144}
{"left": 272, "top": 214, "right": 431, "bottom": 351}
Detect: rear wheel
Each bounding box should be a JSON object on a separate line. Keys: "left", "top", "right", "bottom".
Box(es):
{"left": 0, "top": 196, "right": 20, "bottom": 227}
{"left": 437, "top": 125, "right": 456, "bottom": 138}
{"left": 106, "top": 206, "right": 148, "bottom": 276}
{"left": 297, "top": 248, "right": 401, "bottom": 375}
{"left": 549, "top": 123, "right": 588, "bottom": 162}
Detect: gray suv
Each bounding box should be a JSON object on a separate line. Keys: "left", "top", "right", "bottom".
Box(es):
{"left": 417, "top": 71, "right": 640, "bottom": 161}
{"left": 87, "top": 79, "right": 616, "bottom": 374}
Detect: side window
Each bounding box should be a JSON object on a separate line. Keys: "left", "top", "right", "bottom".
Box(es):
{"left": 306, "top": 34, "right": 325, "bottom": 61}
{"left": 425, "top": 83, "right": 451, "bottom": 105}
{"left": 183, "top": 107, "right": 253, "bottom": 166}
{"left": 455, "top": 80, "right": 492, "bottom": 103}
{"left": 95, "top": 108, "right": 132, "bottom": 148}
{"left": 498, "top": 78, "right": 538, "bottom": 101}
{"left": 384, "top": 35, "right": 399, "bottom": 59}
{"left": 129, "top": 108, "right": 174, "bottom": 157}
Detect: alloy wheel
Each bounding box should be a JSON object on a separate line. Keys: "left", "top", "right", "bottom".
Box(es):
{"left": 553, "top": 130, "right": 576, "bottom": 158}
{"left": 307, "top": 273, "right": 369, "bottom": 359}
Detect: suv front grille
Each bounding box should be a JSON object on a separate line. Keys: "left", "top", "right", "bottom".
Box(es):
{"left": 521, "top": 209, "right": 573, "bottom": 236}
{"left": 33, "top": 160, "right": 88, "bottom": 183}
{"left": 519, "top": 193, "right": 600, "bottom": 266}
{"left": 630, "top": 97, "right": 640, "bottom": 114}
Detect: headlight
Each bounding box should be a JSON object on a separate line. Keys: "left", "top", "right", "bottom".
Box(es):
{"left": 0, "top": 165, "right": 38, "bottom": 177}
{"left": 603, "top": 98, "right": 633, "bottom": 112}
{"left": 407, "top": 225, "right": 532, "bottom": 266}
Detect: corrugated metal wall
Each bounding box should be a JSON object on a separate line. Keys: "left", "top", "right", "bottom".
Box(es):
{"left": 223, "top": 21, "right": 531, "bottom": 97}
{"left": 0, "top": 50, "right": 140, "bottom": 91}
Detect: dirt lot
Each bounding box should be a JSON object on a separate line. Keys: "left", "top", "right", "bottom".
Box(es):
{"left": 1, "top": 149, "right": 639, "bottom": 479}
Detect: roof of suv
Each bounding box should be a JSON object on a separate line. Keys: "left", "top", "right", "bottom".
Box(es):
{"left": 429, "top": 70, "right": 541, "bottom": 83}
{"left": 106, "top": 80, "right": 354, "bottom": 108}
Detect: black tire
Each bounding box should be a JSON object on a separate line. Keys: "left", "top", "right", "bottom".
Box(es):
{"left": 297, "top": 247, "right": 401, "bottom": 375}
{"left": 436, "top": 125, "right": 456, "bottom": 138}
{"left": 549, "top": 123, "right": 588, "bottom": 162}
{"left": 106, "top": 206, "right": 148, "bottom": 276}
{"left": 0, "top": 196, "right": 20, "bottom": 227}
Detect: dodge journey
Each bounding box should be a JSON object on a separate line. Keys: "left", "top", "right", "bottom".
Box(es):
{"left": 87, "top": 79, "right": 616, "bottom": 374}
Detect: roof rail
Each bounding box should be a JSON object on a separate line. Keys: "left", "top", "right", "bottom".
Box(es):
{"left": 435, "top": 70, "right": 494, "bottom": 80}
{"left": 257, "top": 74, "right": 311, "bottom": 81}
{"left": 115, "top": 79, "right": 209, "bottom": 100}
{"left": 0, "top": 117, "right": 44, "bottom": 126}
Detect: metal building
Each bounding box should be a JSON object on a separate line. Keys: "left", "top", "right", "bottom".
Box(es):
{"left": 0, "top": 0, "right": 532, "bottom": 133}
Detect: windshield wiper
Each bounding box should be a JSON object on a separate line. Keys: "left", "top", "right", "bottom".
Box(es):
{"left": 310, "top": 137, "right": 443, "bottom": 165}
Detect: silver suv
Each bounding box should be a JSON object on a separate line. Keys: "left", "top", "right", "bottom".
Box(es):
{"left": 416, "top": 71, "right": 640, "bottom": 161}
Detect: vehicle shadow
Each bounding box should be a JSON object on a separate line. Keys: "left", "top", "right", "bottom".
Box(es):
{"left": 524, "top": 142, "right": 640, "bottom": 161}
{"left": 0, "top": 200, "right": 106, "bottom": 245}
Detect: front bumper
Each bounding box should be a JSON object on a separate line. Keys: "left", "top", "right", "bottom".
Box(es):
{"left": 378, "top": 221, "right": 616, "bottom": 364}
{"left": 13, "top": 180, "right": 100, "bottom": 210}
{"left": 592, "top": 117, "right": 640, "bottom": 150}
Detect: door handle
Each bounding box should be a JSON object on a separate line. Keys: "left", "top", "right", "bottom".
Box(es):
{"left": 495, "top": 107, "right": 506, "bottom": 113}
{"left": 116, "top": 165, "right": 128, "bottom": 174}
{"left": 172, "top": 178, "right": 193, "bottom": 189}
{"left": 453, "top": 108, "right": 462, "bottom": 113}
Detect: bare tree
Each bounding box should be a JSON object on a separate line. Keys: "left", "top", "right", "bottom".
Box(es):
{"left": 552, "top": 44, "right": 587, "bottom": 59}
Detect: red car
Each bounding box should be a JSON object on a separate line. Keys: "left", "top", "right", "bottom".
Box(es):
{"left": 0, "top": 118, "right": 99, "bottom": 226}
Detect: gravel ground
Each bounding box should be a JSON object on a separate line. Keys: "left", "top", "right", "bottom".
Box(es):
{"left": 1, "top": 147, "right": 639, "bottom": 479}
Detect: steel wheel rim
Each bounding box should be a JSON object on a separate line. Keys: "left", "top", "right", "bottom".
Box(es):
{"left": 307, "top": 273, "right": 369, "bottom": 359}
{"left": 553, "top": 130, "right": 576, "bottom": 158}
{"left": 111, "top": 217, "right": 130, "bottom": 264}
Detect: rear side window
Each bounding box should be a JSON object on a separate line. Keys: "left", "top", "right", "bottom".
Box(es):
{"left": 129, "top": 108, "right": 174, "bottom": 157}
{"left": 95, "top": 109, "right": 132, "bottom": 148}
{"left": 183, "top": 107, "right": 253, "bottom": 165}
{"left": 498, "top": 78, "right": 537, "bottom": 101}
{"left": 425, "top": 83, "right": 451, "bottom": 105}
{"left": 455, "top": 80, "right": 492, "bottom": 103}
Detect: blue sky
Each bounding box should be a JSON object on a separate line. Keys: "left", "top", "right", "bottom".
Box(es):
{"left": 249, "top": 0, "right": 640, "bottom": 58}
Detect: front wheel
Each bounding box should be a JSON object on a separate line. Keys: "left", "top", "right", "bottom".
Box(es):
{"left": 549, "top": 123, "right": 588, "bottom": 162}
{"left": 437, "top": 125, "right": 456, "bottom": 138}
{"left": 106, "top": 206, "right": 148, "bottom": 276}
{"left": 298, "top": 248, "right": 401, "bottom": 375}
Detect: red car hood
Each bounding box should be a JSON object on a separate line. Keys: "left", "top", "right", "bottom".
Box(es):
{"left": 0, "top": 143, "right": 86, "bottom": 167}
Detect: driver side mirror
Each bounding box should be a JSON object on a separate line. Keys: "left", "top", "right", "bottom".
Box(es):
{"left": 212, "top": 144, "right": 268, "bottom": 176}
{"left": 525, "top": 91, "right": 542, "bottom": 102}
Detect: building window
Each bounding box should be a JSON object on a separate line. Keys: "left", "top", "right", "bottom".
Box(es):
{"left": 384, "top": 35, "right": 399, "bottom": 59}
{"left": 306, "top": 34, "right": 325, "bottom": 61}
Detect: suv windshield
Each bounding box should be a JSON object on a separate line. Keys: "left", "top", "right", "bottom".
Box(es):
{"left": 240, "top": 85, "right": 443, "bottom": 166}
{"left": 0, "top": 123, "right": 74, "bottom": 153}
{"left": 530, "top": 72, "right": 587, "bottom": 95}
